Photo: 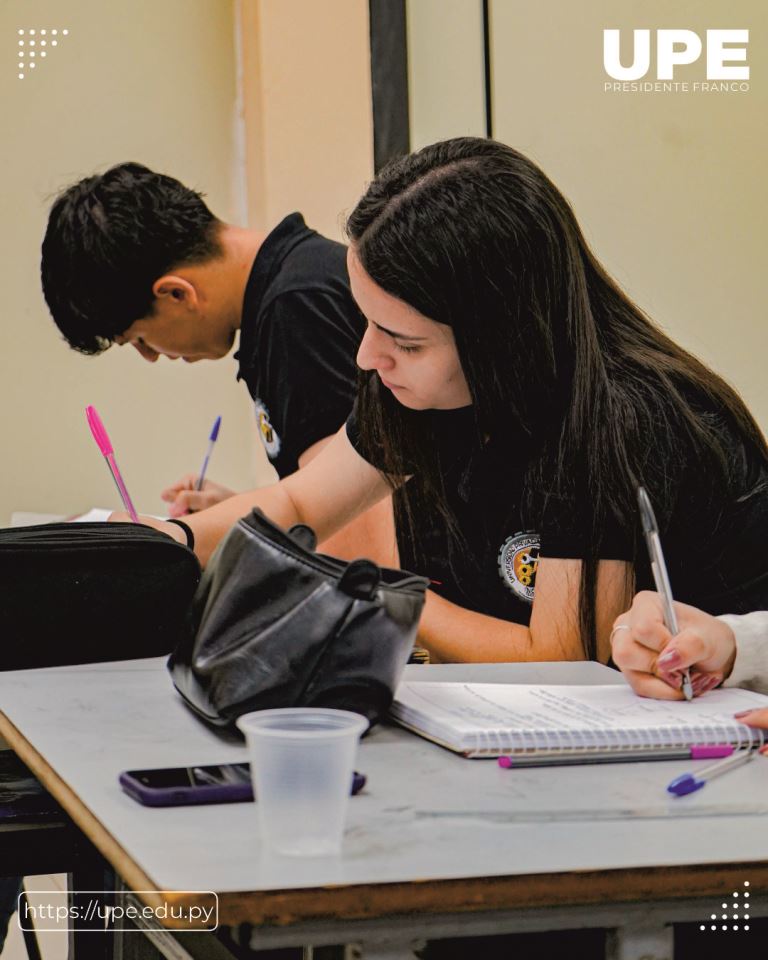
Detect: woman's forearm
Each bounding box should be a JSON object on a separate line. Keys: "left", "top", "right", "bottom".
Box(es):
{"left": 183, "top": 483, "right": 303, "bottom": 566}
{"left": 417, "top": 590, "right": 584, "bottom": 663}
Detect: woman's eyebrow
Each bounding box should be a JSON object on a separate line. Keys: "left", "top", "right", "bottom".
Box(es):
{"left": 372, "top": 321, "right": 428, "bottom": 342}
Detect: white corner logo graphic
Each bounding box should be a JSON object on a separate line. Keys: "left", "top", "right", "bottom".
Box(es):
{"left": 699, "top": 881, "right": 751, "bottom": 933}
{"left": 16, "top": 28, "right": 69, "bottom": 80}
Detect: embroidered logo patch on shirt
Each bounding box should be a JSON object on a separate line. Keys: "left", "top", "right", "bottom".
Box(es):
{"left": 253, "top": 399, "right": 281, "bottom": 459}
{"left": 498, "top": 532, "right": 540, "bottom": 603}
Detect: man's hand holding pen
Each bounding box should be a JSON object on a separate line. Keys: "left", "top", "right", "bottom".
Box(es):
{"left": 161, "top": 476, "right": 235, "bottom": 518}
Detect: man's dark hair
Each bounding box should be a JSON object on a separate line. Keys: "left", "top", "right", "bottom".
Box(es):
{"left": 41, "top": 162, "right": 222, "bottom": 354}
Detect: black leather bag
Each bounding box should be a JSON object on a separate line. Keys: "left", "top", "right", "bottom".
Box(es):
{"left": 168, "top": 509, "right": 429, "bottom": 728}
{"left": 0, "top": 522, "right": 201, "bottom": 670}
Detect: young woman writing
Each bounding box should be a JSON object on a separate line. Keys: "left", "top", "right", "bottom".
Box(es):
{"left": 139, "top": 138, "right": 768, "bottom": 664}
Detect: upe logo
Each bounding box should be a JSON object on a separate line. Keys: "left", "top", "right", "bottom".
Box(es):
{"left": 603, "top": 29, "right": 749, "bottom": 81}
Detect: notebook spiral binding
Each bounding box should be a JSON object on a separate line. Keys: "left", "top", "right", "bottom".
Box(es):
{"left": 469, "top": 722, "right": 767, "bottom": 758}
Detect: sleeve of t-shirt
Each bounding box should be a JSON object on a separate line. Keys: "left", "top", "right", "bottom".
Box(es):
{"left": 345, "top": 401, "right": 390, "bottom": 470}
{"left": 255, "top": 288, "right": 362, "bottom": 476}
{"left": 719, "top": 612, "right": 768, "bottom": 694}
{"left": 540, "top": 495, "right": 632, "bottom": 562}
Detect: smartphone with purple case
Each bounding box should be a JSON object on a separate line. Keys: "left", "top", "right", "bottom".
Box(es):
{"left": 119, "top": 763, "right": 366, "bottom": 807}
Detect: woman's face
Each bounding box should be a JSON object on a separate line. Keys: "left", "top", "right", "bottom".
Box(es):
{"left": 348, "top": 248, "right": 472, "bottom": 411}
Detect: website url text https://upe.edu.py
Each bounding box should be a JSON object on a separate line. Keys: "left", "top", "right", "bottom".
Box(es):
{"left": 17, "top": 890, "right": 219, "bottom": 933}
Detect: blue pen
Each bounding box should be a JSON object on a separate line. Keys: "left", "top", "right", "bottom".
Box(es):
{"left": 667, "top": 748, "right": 755, "bottom": 797}
{"left": 195, "top": 416, "right": 222, "bottom": 491}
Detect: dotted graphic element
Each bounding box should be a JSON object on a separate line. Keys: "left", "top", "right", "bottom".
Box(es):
{"left": 700, "top": 881, "right": 753, "bottom": 933}
{"left": 15, "top": 27, "right": 69, "bottom": 79}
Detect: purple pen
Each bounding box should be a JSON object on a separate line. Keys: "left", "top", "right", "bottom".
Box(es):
{"left": 195, "top": 415, "right": 222, "bottom": 491}
{"left": 668, "top": 748, "right": 755, "bottom": 797}
{"left": 85, "top": 405, "right": 139, "bottom": 523}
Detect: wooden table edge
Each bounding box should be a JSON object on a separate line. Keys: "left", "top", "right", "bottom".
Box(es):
{"left": 2, "top": 711, "right": 766, "bottom": 929}
{"left": 0, "top": 711, "right": 164, "bottom": 909}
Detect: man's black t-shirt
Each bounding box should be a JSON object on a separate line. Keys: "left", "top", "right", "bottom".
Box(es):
{"left": 234, "top": 213, "right": 440, "bottom": 581}
{"left": 235, "top": 213, "right": 364, "bottom": 478}
{"left": 346, "top": 403, "right": 768, "bottom": 626}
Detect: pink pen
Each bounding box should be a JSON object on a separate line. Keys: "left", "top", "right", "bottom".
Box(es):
{"left": 85, "top": 405, "right": 139, "bottom": 523}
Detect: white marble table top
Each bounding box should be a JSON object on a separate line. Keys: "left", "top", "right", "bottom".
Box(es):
{"left": 0, "top": 657, "right": 766, "bottom": 902}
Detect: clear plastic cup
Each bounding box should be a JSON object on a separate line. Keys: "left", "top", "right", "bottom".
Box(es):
{"left": 236, "top": 708, "right": 368, "bottom": 857}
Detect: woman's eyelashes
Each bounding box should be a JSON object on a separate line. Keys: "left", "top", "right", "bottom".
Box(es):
{"left": 395, "top": 342, "right": 421, "bottom": 354}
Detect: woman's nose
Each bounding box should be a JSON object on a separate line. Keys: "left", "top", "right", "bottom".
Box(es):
{"left": 356, "top": 327, "right": 394, "bottom": 371}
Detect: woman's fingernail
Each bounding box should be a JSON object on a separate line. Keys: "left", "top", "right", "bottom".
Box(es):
{"left": 692, "top": 673, "right": 720, "bottom": 695}
{"left": 658, "top": 649, "right": 680, "bottom": 668}
{"left": 734, "top": 710, "right": 756, "bottom": 719}
{"left": 691, "top": 674, "right": 710, "bottom": 695}
{"left": 658, "top": 669, "right": 682, "bottom": 689}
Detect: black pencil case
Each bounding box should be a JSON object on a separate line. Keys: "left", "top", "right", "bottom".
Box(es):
{"left": 0, "top": 522, "right": 201, "bottom": 670}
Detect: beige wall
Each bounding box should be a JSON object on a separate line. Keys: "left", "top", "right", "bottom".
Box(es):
{"left": 404, "top": 0, "right": 766, "bottom": 431}
{"left": 1, "top": 0, "right": 257, "bottom": 522}
{"left": 1, "top": 0, "right": 375, "bottom": 523}
{"left": 239, "top": 0, "right": 374, "bottom": 241}
{"left": 489, "top": 0, "right": 767, "bottom": 430}
{"left": 407, "top": 0, "right": 486, "bottom": 149}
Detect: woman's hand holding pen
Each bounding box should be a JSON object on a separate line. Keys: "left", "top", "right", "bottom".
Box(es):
{"left": 161, "top": 475, "right": 235, "bottom": 518}
{"left": 611, "top": 591, "right": 737, "bottom": 700}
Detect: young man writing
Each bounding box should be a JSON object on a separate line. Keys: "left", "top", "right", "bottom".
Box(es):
{"left": 40, "top": 161, "right": 395, "bottom": 563}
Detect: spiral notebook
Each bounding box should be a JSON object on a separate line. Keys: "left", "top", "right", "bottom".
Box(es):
{"left": 390, "top": 682, "right": 768, "bottom": 762}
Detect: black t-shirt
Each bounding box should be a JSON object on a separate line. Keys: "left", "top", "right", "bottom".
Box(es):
{"left": 236, "top": 213, "right": 364, "bottom": 478}
{"left": 346, "top": 403, "right": 768, "bottom": 626}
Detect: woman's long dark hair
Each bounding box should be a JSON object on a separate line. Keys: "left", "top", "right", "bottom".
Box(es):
{"left": 346, "top": 137, "right": 767, "bottom": 660}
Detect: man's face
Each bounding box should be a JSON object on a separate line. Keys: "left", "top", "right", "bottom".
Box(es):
{"left": 114, "top": 284, "right": 235, "bottom": 363}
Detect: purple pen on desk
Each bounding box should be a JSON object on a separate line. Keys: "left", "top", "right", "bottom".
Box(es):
{"left": 195, "top": 415, "right": 221, "bottom": 491}
{"left": 667, "top": 748, "right": 755, "bottom": 797}
{"left": 85, "top": 405, "right": 139, "bottom": 522}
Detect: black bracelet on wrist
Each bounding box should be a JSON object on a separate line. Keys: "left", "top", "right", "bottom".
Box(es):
{"left": 166, "top": 518, "right": 195, "bottom": 550}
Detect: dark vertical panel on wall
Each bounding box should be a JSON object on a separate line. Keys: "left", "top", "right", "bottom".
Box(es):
{"left": 482, "top": 0, "right": 493, "bottom": 137}
{"left": 369, "top": 0, "right": 410, "bottom": 171}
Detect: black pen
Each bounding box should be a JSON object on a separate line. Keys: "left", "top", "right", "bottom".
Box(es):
{"left": 637, "top": 486, "right": 693, "bottom": 701}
